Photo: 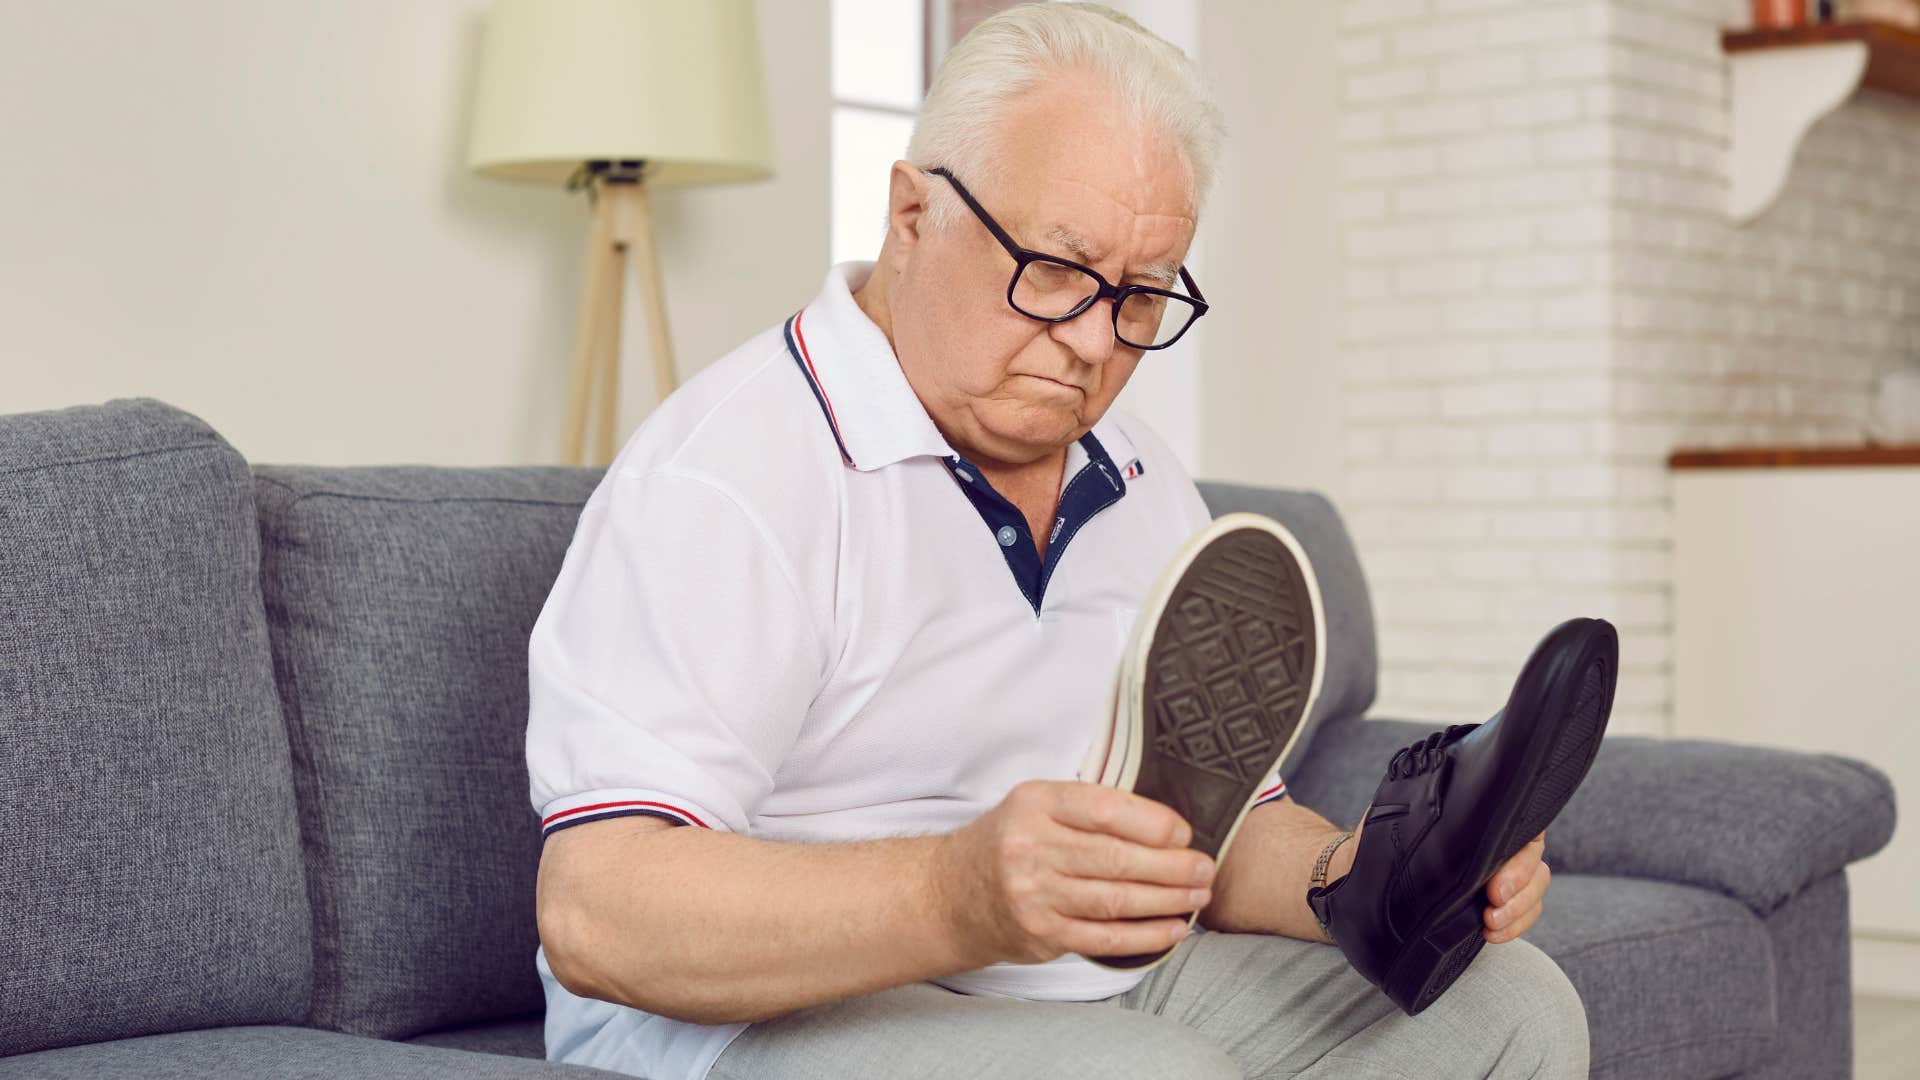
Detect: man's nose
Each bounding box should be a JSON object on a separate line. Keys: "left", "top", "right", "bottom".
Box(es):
{"left": 1048, "top": 297, "right": 1118, "bottom": 364}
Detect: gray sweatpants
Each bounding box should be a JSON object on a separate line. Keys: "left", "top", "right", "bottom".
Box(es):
{"left": 708, "top": 926, "right": 1589, "bottom": 1079}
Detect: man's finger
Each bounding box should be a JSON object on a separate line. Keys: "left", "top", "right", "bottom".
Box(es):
{"left": 1485, "top": 860, "right": 1550, "bottom": 937}
{"left": 1509, "top": 857, "right": 1549, "bottom": 911}
{"left": 1053, "top": 782, "right": 1194, "bottom": 849}
{"left": 1488, "top": 840, "right": 1544, "bottom": 904}
{"left": 1054, "top": 827, "right": 1213, "bottom": 887}
{"left": 1494, "top": 863, "right": 1549, "bottom": 939}
{"left": 1486, "top": 895, "right": 1544, "bottom": 942}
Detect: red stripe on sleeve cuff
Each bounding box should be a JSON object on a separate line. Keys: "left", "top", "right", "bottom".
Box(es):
{"left": 541, "top": 798, "right": 712, "bottom": 831}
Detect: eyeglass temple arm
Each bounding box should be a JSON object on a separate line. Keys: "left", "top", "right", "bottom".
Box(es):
{"left": 926, "top": 167, "right": 1026, "bottom": 261}
{"left": 1179, "top": 264, "right": 1206, "bottom": 304}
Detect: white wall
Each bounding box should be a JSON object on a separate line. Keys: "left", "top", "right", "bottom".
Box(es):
{"left": 1196, "top": 2, "right": 1346, "bottom": 500}
{"left": 1334, "top": 0, "right": 1632, "bottom": 728}
{"left": 0, "top": 0, "right": 829, "bottom": 466}
{"left": 0, "top": 0, "right": 1353, "bottom": 495}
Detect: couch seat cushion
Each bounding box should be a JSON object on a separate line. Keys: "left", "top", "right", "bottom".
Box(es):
{"left": 405, "top": 1016, "right": 546, "bottom": 1059}
{"left": 1528, "top": 873, "right": 1774, "bottom": 1079}
{"left": 0, "top": 1025, "right": 621, "bottom": 1078}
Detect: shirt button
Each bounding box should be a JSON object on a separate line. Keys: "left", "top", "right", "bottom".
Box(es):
{"left": 996, "top": 525, "right": 1018, "bottom": 547}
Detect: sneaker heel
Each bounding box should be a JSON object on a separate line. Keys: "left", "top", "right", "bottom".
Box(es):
{"left": 1382, "top": 900, "right": 1486, "bottom": 1016}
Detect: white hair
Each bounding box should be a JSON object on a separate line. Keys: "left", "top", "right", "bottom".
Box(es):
{"left": 901, "top": 1, "right": 1227, "bottom": 236}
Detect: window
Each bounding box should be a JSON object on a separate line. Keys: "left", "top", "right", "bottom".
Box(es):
{"left": 830, "top": 0, "right": 1029, "bottom": 265}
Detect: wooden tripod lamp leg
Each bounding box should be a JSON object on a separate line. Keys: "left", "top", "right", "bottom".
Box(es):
{"left": 594, "top": 238, "right": 629, "bottom": 467}
{"left": 563, "top": 189, "right": 617, "bottom": 467}
{"left": 628, "top": 178, "right": 679, "bottom": 404}
{"left": 560, "top": 165, "right": 680, "bottom": 467}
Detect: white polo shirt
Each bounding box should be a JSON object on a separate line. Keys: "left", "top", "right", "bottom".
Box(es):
{"left": 525, "top": 260, "right": 1288, "bottom": 1080}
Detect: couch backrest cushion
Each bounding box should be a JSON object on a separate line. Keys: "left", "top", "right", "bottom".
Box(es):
{"left": 1195, "top": 482, "right": 1379, "bottom": 779}
{"left": 0, "top": 397, "right": 312, "bottom": 1056}
{"left": 251, "top": 463, "right": 601, "bottom": 1040}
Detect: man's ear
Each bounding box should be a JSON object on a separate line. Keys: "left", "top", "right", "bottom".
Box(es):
{"left": 882, "top": 159, "right": 931, "bottom": 261}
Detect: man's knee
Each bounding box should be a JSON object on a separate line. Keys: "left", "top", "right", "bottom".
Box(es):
{"left": 1463, "top": 939, "right": 1590, "bottom": 1076}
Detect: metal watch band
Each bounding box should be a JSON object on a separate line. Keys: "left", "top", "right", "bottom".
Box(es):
{"left": 1311, "top": 829, "right": 1354, "bottom": 891}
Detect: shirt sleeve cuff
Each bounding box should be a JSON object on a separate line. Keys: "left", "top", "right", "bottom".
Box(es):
{"left": 538, "top": 788, "right": 733, "bottom": 838}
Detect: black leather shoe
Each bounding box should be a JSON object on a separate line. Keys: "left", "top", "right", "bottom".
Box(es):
{"left": 1307, "top": 615, "right": 1618, "bottom": 1015}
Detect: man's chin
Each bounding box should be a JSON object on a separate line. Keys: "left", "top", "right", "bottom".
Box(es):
{"left": 971, "top": 407, "right": 1094, "bottom": 462}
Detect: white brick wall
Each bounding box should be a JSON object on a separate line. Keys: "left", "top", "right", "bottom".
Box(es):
{"left": 1336, "top": 0, "right": 1920, "bottom": 737}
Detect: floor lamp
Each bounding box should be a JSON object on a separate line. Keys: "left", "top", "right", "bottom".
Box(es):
{"left": 466, "top": 0, "right": 775, "bottom": 466}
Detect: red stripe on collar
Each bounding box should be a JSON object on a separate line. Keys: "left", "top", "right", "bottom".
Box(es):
{"left": 793, "top": 307, "right": 847, "bottom": 449}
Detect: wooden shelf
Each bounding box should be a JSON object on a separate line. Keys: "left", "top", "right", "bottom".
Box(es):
{"left": 1719, "top": 20, "right": 1920, "bottom": 222}
{"left": 1669, "top": 443, "right": 1920, "bottom": 469}
{"left": 1723, "top": 20, "right": 1920, "bottom": 98}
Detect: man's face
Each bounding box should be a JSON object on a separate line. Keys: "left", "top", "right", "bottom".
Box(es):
{"left": 885, "top": 66, "right": 1198, "bottom": 468}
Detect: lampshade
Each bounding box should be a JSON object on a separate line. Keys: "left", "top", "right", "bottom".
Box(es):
{"left": 466, "top": 0, "right": 775, "bottom": 188}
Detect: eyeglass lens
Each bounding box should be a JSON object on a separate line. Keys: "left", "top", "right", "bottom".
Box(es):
{"left": 1011, "top": 260, "right": 1199, "bottom": 348}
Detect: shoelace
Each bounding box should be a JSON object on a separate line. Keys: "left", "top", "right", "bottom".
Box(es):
{"left": 1386, "top": 723, "right": 1478, "bottom": 781}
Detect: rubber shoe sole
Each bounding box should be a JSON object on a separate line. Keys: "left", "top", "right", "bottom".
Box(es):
{"left": 1380, "top": 616, "right": 1618, "bottom": 1015}
{"left": 1084, "top": 512, "right": 1327, "bottom": 972}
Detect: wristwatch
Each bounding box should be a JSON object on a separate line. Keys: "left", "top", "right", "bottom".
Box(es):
{"left": 1308, "top": 829, "right": 1353, "bottom": 932}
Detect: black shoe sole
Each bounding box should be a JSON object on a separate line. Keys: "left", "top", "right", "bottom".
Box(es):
{"left": 1089, "top": 523, "right": 1321, "bottom": 970}
{"left": 1381, "top": 616, "right": 1618, "bottom": 1015}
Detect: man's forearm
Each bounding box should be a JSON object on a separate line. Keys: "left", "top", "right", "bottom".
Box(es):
{"left": 540, "top": 819, "right": 982, "bottom": 1026}
{"left": 1196, "top": 796, "right": 1357, "bottom": 942}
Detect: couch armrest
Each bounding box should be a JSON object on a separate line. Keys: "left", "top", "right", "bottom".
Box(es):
{"left": 1283, "top": 715, "right": 1897, "bottom": 914}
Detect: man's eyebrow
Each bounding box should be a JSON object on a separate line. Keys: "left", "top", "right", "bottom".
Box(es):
{"left": 1043, "top": 223, "right": 1181, "bottom": 287}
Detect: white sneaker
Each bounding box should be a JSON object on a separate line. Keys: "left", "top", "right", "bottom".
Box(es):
{"left": 1080, "top": 511, "right": 1328, "bottom": 972}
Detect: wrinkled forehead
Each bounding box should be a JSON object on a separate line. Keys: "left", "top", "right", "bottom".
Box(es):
{"left": 985, "top": 75, "right": 1197, "bottom": 278}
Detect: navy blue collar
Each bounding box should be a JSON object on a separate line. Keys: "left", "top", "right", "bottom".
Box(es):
{"left": 940, "top": 432, "right": 1128, "bottom": 615}
{"left": 780, "top": 261, "right": 1146, "bottom": 614}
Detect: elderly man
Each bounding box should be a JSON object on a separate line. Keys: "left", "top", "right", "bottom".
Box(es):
{"left": 525, "top": 4, "right": 1597, "bottom": 1079}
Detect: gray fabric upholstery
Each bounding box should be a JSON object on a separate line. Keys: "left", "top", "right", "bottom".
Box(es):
{"left": 0, "top": 1025, "right": 624, "bottom": 1079}
{"left": 252, "top": 464, "right": 604, "bottom": 1040}
{"left": 405, "top": 1017, "right": 546, "bottom": 1059}
{"left": 0, "top": 398, "right": 312, "bottom": 1057}
{"left": 1749, "top": 870, "right": 1854, "bottom": 1080}
{"left": 1524, "top": 874, "right": 1774, "bottom": 1079}
{"left": 1550, "top": 741, "right": 1894, "bottom": 914}
{"left": 1287, "top": 713, "right": 1898, "bottom": 914}
{"left": 0, "top": 395, "right": 1894, "bottom": 1079}
{"left": 1194, "top": 481, "right": 1378, "bottom": 781}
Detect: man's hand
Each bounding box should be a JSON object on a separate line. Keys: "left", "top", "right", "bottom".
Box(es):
{"left": 1483, "top": 830, "right": 1549, "bottom": 943}
{"left": 931, "top": 779, "right": 1213, "bottom": 967}
{"left": 1343, "top": 805, "right": 1549, "bottom": 944}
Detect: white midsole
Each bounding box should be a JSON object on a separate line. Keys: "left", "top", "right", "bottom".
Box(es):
{"left": 1084, "top": 511, "right": 1330, "bottom": 971}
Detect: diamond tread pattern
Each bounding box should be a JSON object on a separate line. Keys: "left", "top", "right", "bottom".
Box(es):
{"left": 1138, "top": 531, "right": 1315, "bottom": 857}
{"left": 1094, "top": 529, "right": 1318, "bottom": 971}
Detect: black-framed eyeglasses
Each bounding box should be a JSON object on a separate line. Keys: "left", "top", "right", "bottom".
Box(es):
{"left": 926, "top": 166, "right": 1208, "bottom": 351}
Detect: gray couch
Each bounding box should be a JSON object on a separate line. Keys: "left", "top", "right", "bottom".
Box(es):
{"left": 0, "top": 396, "right": 1896, "bottom": 1079}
